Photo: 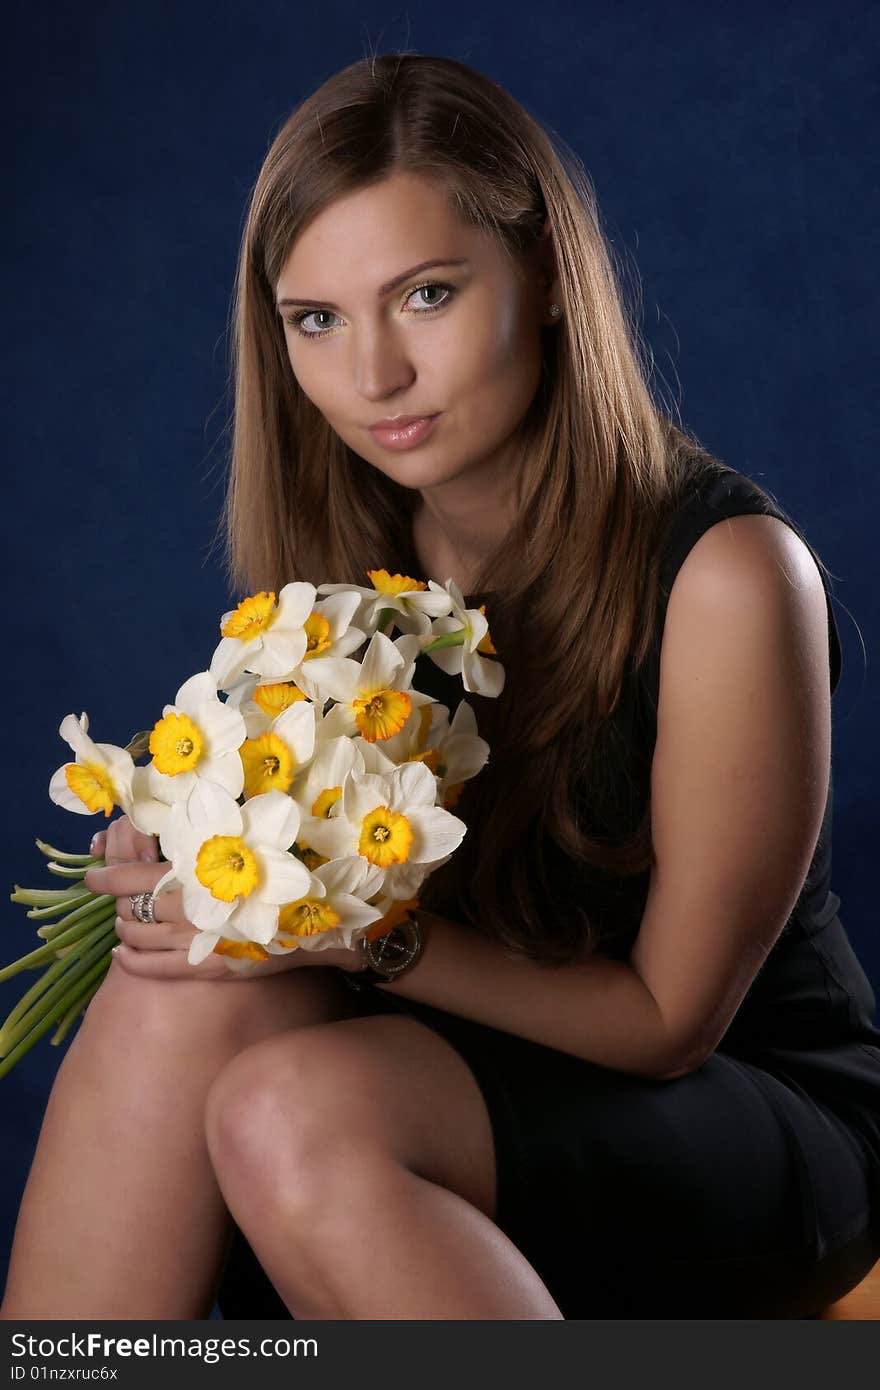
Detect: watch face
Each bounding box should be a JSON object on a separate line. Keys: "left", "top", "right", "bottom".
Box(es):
{"left": 375, "top": 925, "right": 408, "bottom": 960}
{"left": 367, "top": 919, "right": 419, "bottom": 973}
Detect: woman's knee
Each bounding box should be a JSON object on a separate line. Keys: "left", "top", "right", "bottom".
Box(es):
{"left": 203, "top": 1025, "right": 374, "bottom": 1199}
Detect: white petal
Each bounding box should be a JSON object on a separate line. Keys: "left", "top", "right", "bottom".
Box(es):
{"left": 275, "top": 581, "right": 318, "bottom": 628}
{"left": 424, "top": 644, "right": 464, "bottom": 678}
{"left": 314, "top": 855, "right": 385, "bottom": 900}
{"left": 343, "top": 770, "right": 392, "bottom": 826}
{"left": 240, "top": 788, "right": 301, "bottom": 851}
{"left": 389, "top": 760, "right": 438, "bottom": 810}
{"left": 403, "top": 805, "right": 468, "bottom": 863}
{"left": 385, "top": 861, "right": 430, "bottom": 899}
{"left": 298, "top": 813, "right": 357, "bottom": 861}
{"left": 197, "top": 698, "right": 248, "bottom": 754}
{"left": 188, "top": 931, "right": 222, "bottom": 966}
{"left": 272, "top": 701, "right": 316, "bottom": 763}
{"left": 185, "top": 780, "right": 243, "bottom": 837}
{"left": 209, "top": 635, "right": 254, "bottom": 687}
{"left": 353, "top": 739, "right": 398, "bottom": 777}
{"left": 195, "top": 752, "right": 245, "bottom": 800}
{"left": 357, "top": 630, "right": 405, "bottom": 694}
{"left": 255, "top": 847, "right": 312, "bottom": 904}
{"left": 228, "top": 894, "right": 281, "bottom": 944}
{"left": 174, "top": 671, "right": 220, "bottom": 716}
{"left": 298, "top": 655, "right": 360, "bottom": 704}
{"left": 259, "top": 627, "right": 308, "bottom": 679}
{"left": 462, "top": 649, "right": 505, "bottom": 698}
{"left": 58, "top": 712, "right": 93, "bottom": 759}
{"left": 183, "top": 882, "right": 234, "bottom": 933}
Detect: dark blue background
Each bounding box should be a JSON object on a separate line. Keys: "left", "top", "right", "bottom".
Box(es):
{"left": 3, "top": 0, "right": 877, "bottom": 1312}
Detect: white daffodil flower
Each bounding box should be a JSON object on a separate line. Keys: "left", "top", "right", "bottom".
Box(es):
{"left": 356, "top": 696, "right": 488, "bottom": 806}
{"left": 427, "top": 700, "right": 490, "bottom": 807}
{"left": 209, "top": 581, "right": 317, "bottom": 688}
{"left": 212, "top": 856, "right": 388, "bottom": 975}
{"left": 286, "top": 735, "right": 367, "bottom": 845}
{"left": 299, "top": 762, "right": 466, "bottom": 901}
{"left": 422, "top": 580, "right": 505, "bottom": 698}
{"left": 268, "top": 855, "right": 385, "bottom": 954}
{"left": 286, "top": 590, "right": 368, "bottom": 699}
{"left": 126, "top": 670, "right": 247, "bottom": 837}
{"left": 48, "top": 712, "right": 135, "bottom": 819}
{"left": 145, "top": 671, "right": 246, "bottom": 801}
{"left": 225, "top": 675, "right": 323, "bottom": 777}
{"left": 155, "top": 782, "right": 312, "bottom": 965}
{"left": 353, "top": 700, "right": 442, "bottom": 778}
{"left": 303, "top": 630, "right": 434, "bottom": 745}
{"left": 317, "top": 569, "right": 453, "bottom": 638}
{"left": 224, "top": 671, "right": 316, "bottom": 731}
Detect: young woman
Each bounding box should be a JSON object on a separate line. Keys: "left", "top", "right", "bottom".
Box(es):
{"left": 3, "top": 53, "right": 879, "bottom": 1321}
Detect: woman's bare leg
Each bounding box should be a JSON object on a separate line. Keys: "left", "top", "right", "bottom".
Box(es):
{"left": 0, "top": 958, "right": 362, "bottom": 1320}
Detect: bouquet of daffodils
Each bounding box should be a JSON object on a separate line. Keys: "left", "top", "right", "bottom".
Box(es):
{"left": 0, "top": 571, "right": 504, "bottom": 1078}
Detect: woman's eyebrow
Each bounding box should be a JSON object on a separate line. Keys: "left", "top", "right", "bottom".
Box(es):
{"left": 276, "top": 258, "right": 471, "bottom": 311}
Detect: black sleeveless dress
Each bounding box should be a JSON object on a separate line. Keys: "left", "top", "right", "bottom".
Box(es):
{"left": 215, "top": 464, "right": 880, "bottom": 1320}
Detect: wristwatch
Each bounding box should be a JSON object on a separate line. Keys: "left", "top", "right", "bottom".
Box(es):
{"left": 341, "top": 911, "right": 424, "bottom": 990}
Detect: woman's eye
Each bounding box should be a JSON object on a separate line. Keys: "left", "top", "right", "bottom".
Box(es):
{"left": 286, "top": 281, "right": 455, "bottom": 340}
{"left": 288, "top": 308, "right": 340, "bottom": 337}
{"left": 406, "top": 282, "right": 452, "bottom": 311}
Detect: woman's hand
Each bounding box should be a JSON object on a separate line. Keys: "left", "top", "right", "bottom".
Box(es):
{"left": 84, "top": 815, "right": 363, "bottom": 981}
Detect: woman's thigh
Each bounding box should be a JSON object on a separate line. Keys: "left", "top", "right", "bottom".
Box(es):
{"left": 81, "top": 956, "right": 369, "bottom": 1055}
{"left": 211, "top": 997, "right": 880, "bottom": 1320}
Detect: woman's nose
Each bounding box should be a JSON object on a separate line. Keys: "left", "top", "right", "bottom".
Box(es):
{"left": 352, "top": 326, "right": 416, "bottom": 401}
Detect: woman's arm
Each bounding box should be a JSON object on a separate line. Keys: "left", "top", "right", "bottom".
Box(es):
{"left": 342, "top": 513, "right": 832, "bottom": 1082}
{"left": 368, "top": 912, "right": 679, "bottom": 1079}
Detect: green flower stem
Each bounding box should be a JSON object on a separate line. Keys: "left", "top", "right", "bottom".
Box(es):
{"left": 51, "top": 975, "right": 104, "bottom": 1047}
{"left": 0, "top": 949, "right": 114, "bottom": 1080}
{"left": 34, "top": 903, "right": 116, "bottom": 960}
{"left": 377, "top": 607, "right": 397, "bottom": 633}
{"left": 0, "top": 903, "right": 116, "bottom": 982}
{"left": 9, "top": 886, "right": 91, "bottom": 910}
{"left": 36, "top": 895, "right": 115, "bottom": 942}
{"left": 45, "top": 862, "right": 93, "bottom": 879}
{"left": 34, "top": 840, "right": 103, "bottom": 866}
{"left": 0, "top": 926, "right": 118, "bottom": 1060}
{"left": 2, "top": 921, "right": 110, "bottom": 1032}
{"left": 422, "top": 628, "right": 467, "bottom": 652}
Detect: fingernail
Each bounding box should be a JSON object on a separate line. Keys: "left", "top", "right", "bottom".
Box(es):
{"left": 90, "top": 834, "right": 100, "bottom": 852}
{"left": 111, "top": 945, "right": 121, "bottom": 955}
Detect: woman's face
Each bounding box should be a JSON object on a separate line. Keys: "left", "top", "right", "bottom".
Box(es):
{"left": 275, "top": 171, "right": 558, "bottom": 498}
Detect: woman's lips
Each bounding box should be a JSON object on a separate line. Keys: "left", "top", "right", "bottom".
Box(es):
{"left": 368, "top": 414, "right": 440, "bottom": 450}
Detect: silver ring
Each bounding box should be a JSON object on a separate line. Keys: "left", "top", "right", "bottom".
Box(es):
{"left": 129, "top": 891, "right": 156, "bottom": 924}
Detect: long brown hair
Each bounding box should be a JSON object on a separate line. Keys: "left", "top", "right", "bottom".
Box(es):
{"left": 216, "top": 53, "right": 751, "bottom": 966}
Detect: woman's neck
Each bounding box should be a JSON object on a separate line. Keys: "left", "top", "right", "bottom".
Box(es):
{"left": 410, "top": 495, "right": 506, "bottom": 598}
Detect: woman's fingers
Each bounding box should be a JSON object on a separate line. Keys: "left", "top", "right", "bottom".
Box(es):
{"left": 104, "top": 813, "right": 159, "bottom": 867}
{"left": 84, "top": 862, "right": 190, "bottom": 949}
{"left": 84, "top": 860, "right": 179, "bottom": 906}
{"left": 111, "top": 942, "right": 234, "bottom": 980}
{"left": 114, "top": 917, "right": 196, "bottom": 952}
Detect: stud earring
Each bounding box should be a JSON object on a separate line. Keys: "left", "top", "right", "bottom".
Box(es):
{"left": 549, "top": 303, "right": 561, "bottom": 317}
